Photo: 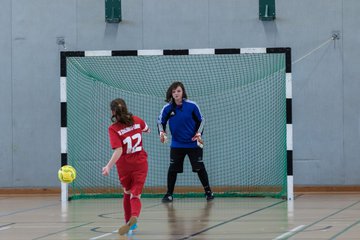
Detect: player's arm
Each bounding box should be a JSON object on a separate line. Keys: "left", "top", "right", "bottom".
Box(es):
{"left": 157, "top": 106, "right": 168, "bottom": 133}
{"left": 103, "top": 127, "right": 123, "bottom": 176}
{"left": 157, "top": 105, "right": 170, "bottom": 143}
{"left": 191, "top": 104, "right": 205, "bottom": 147}
{"left": 142, "top": 122, "right": 151, "bottom": 133}
{"left": 157, "top": 123, "right": 167, "bottom": 143}
{"left": 102, "top": 147, "right": 122, "bottom": 176}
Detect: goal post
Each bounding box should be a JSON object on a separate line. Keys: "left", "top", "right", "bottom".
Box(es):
{"left": 60, "top": 48, "right": 293, "bottom": 201}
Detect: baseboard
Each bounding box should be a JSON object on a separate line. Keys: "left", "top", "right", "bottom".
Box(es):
{"left": 295, "top": 185, "right": 360, "bottom": 192}
{"left": 0, "top": 188, "right": 61, "bottom": 194}
{"left": 1, "top": 186, "right": 360, "bottom": 195}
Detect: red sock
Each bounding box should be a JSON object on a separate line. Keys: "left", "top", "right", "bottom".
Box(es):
{"left": 130, "top": 196, "right": 142, "bottom": 217}
{"left": 123, "top": 193, "right": 131, "bottom": 223}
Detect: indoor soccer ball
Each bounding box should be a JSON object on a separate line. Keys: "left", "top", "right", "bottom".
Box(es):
{"left": 58, "top": 165, "right": 76, "bottom": 183}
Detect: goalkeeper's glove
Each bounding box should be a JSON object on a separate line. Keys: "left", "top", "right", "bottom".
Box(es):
{"left": 192, "top": 132, "right": 204, "bottom": 148}
{"left": 160, "top": 131, "right": 168, "bottom": 144}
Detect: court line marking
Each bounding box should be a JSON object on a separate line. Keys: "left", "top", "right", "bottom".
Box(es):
{"left": 177, "top": 195, "right": 305, "bottom": 240}
{"left": 0, "top": 203, "right": 60, "bottom": 218}
{"left": 89, "top": 230, "right": 117, "bottom": 240}
{"left": 32, "top": 222, "right": 94, "bottom": 240}
{"left": 0, "top": 223, "right": 15, "bottom": 231}
{"left": 91, "top": 203, "right": 162, "bottom": 238}
{"left": 277, "top": 199, "right": 360, "bottom": 239}
{"left": 0, "top": 223, "right": 15, "bottom": 228}
{"left": 177, "top": 199, "right": 287, "bottom": 240}
{"left": 329, "top": 218, "right": 360, "bottom": 239}
{"left": 90, "top": 229, "right": 140, "bottom": 240}
{"left": 273, "top": 225, "right": 307, "bottom": 239}
{"left": 98, "top": 203, "right": 162, "bottom": 219}
{"left": 0, "top": 226, "right": 11, "bottom": 231}
{"left": 90, "top": 227, "right": 109, "bottom": 233}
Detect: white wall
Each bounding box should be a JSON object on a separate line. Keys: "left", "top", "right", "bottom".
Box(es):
{"left": 0, "top": 0, "right": 359, "bottom": 187}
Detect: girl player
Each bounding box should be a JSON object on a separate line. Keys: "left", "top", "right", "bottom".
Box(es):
{"left": 102, "top": 98, "right": 150, "bottom": 235}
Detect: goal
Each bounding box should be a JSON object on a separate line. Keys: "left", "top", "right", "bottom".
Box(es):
{"left": 60, "top": 48, "right": 293, "bottom": 201}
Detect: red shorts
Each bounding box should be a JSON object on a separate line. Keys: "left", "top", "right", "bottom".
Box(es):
{"left": 116, "top": 151, "right": 148, "bottom": 196}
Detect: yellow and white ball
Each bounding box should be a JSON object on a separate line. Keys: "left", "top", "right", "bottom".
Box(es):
{"left": 58, "top": 165, "right": 76, "bottom": 183}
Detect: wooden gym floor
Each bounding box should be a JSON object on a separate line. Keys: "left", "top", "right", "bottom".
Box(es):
{"left": 0, "top": 193, "right": 360, "bottom": 239}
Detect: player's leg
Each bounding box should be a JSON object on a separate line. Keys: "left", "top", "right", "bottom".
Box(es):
{"left": 162, "top": 148, "right": 186, "bottom": 203}
{"left": 116, "top": 167, "right": 134, "bottom": 223}
{"left": 188, "top": 148, "right": 214, "bottom": 201}
{"left": 118, "top": 213, "right": 137, "bottom": 235}
{"left": 117, "top": 196, "right": 140, "bottom": 235}
{"left": 118, "top": 193, "right": 140, "bottom": 235}
{"left": 121, "top": 191, "right": 138, "bottom": 232}
{"left": 118, "top": 163, "right": 148, "bottom": 235}
{"left": 123, "top": 189, "right": 132, "bottom": 223}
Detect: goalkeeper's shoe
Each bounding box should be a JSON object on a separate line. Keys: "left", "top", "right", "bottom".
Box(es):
{"left": 161, "top": 193, "right": 173, "bottom": 203}
{"left": 205, "top": 191, "right": 214, "bottom": 201}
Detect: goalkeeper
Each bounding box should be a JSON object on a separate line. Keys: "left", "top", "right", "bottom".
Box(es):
{"left": 157, "top": 81, "right": 214, "bottom": 202}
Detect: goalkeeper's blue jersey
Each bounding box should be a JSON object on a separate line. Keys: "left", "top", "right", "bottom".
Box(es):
{"left": 157, "top": 99, "right": 204, "bottom": 148}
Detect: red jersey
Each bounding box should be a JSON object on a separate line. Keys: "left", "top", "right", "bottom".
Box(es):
{"left": 108, "top": 115, "right": 149, "bottom": 166}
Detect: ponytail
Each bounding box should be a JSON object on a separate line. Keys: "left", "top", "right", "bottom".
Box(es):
{"left": 110, "top": 98, "right": 134, "bottom": 126}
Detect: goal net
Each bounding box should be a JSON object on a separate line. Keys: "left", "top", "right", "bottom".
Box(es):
{"left": 62, "top": 49, "right": 290, "bottom": 200}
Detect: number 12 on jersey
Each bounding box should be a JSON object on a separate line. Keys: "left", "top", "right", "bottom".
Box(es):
{"left": 123, "top": 133, "right": 142, "bottom": 154}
